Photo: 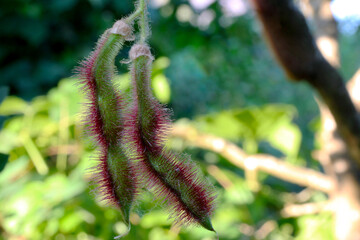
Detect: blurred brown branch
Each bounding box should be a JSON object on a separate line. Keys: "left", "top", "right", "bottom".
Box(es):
{"left": 348, "top": 69, "right": 360, "bottom": 110}
{"left": 171, "top": 125, "right": 335, "bottom": 193}
{"left": 281, "top": 201, "right": 332, "bottom": 218}
{"left": 251, "top": 0, "right": 360, "bottom": 166}
{"left": 250, "top": 1, "right": 360, "bottom": 239}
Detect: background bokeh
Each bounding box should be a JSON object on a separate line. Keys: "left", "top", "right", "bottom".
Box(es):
{"left": 0, "top": 0, "right": 359, "bottom": 239}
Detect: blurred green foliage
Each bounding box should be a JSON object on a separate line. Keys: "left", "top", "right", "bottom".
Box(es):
{"left": 1, "top": 0, "right": 359, "bottom": 239}
{"left": 0, "top": 76, "right": 331, "bottom": 239}
{"left": 194, "top": 105, "right": 301, "bottom": 158}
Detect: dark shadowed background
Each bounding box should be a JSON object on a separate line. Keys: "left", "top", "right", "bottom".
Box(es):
{"left": 0, "top": 0, "right": 359, "bottom": 239}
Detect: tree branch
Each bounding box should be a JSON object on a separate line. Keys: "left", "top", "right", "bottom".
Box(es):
{"left": 251, "top": 2, "right": 360, "bottom": 238}
{"left": 251, "top": 0, "right": 360, "bottom": 167}
{"left": 281, "top": 201, "right": 332, "bottom": 218}
{"left": 348, "top": 68, "right": 360, "bottom": 110}
{"left": 171, "top": 125, "right": 335, "bottom": 193}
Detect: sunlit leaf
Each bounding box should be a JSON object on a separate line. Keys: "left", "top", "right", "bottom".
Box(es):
{"left": 196, "top": 111, "right": 242, "bottom": 140}
{"left": 0, "top": 96, "right": 28, "bottom": 115}
{"left": 296, "top": 213, "right": 334, "bottom": 240}
{"left": 268, "top": 122, "right": 301, "bottom": 158}
{"left": 152, "top": 74, "right": 171, "bottom": 103}
{"left": 0, "top": 129, "right": 21, "bottom": 154}
{"left": 113, "top": 73, "right": 131, "bottom": 91}
{"left": 140, "top": 211, "right": 171, "bottom": 228}
{"left": 59, "top": 211, "right": 83, "bottom": 233}
{"left": 0, "top": 157, "right": 29, "bottom": 185}
{"left": 153, "top": 57, "right": 170, "bottom": 71}
{"left": 194, "top": 104, "right": 300, "bottom": 157}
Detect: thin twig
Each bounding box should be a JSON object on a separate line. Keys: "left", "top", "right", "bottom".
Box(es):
{"left": 171, "top": 125, "right": 335, "bottom": 193}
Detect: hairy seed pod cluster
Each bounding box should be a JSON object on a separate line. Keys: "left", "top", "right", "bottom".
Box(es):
{"left": 124, "top": 44, "right": 216, "bottom": 230}
{"left": 76, "top": 16, "right": 217, "bottom": 236}
{"left": 76, "top": 20, "right": 137, "bottom": 225}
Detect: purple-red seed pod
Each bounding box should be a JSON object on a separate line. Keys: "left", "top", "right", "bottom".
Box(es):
{"left": 124, "top": 43, "right": 217, "bottom": 231}
{"left": 75, "top": 20, "right": 137, "bottom": 225}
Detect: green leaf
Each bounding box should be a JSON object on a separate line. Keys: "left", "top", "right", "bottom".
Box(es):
{"left": 0, "top": 128, "right": 21, "bottom": 153}
{"left": 296, "top": 213, "right": 334, "bottom": 240}
{"left": 0, "top": 96, "right": 28, "bottom": 115}
{"left": 152, "top": 74, "right": 171, "bottom": 103}
{"left": 140, "top": 211, "right": 171, "bottom": 228}
{"left": 152, "top": 57, "right": 170, "bottom": 73}
{"left": 268, "top": 122, "right": 301, "bottom": 158}
{"left": 196, "top": 111, "right": 242, "bottom": 140}
{"left": 194, "top": 104, "right": 301, "bottom": 157}
{"left": 59, "top": 211, "right": 83, "bottom": 233}
{"left": 48, "top": 78, "right": 81, "bottom": 120}
{"left": 29, "top": 114, "right": 57, "bottom": 137}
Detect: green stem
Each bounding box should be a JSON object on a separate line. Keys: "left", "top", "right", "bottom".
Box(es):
{"left": 139, "top": 0, "right": 148, "bottom": 43}
{"left": 125, "top": 0, "right": 145, "bottom": 24}
{"left": 56, "top": 98, "right": 69, "bottom": 171}
{"left": 124, "top": 0, "right": 148, "bottom": 43}
{"left": 21, "top": 131, "right": 48, "bottom": 175}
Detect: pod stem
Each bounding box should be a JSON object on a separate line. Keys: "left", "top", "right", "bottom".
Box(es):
{"left": 124, "top": 0, "right": 149, "bottom": 43}
{"left": 139, "top": 0, "right": 148, "bottom": 43}
{"left": 125, "top": 0, "right": 145, "bottom": 23}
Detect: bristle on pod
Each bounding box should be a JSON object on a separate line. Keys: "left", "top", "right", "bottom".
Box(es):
{"left": 75, "top": 20, "right": 137, "bottom": 225}
{"left": 124, "top": 43, "right": 217, "bottom": 231}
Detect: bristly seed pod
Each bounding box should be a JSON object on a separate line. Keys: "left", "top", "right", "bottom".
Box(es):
{"left": 124, "top": 43, "right": 217, "bottom": 231}
{"left": 75, "top": 20, "right": 136, "bottom": 225}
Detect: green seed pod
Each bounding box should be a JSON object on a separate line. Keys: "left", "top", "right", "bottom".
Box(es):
{"left": 76, "top": 20, "right": 137, "bottom": 226}
{"left": 123, "top": 43, "right": 217, "bottom": 231}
